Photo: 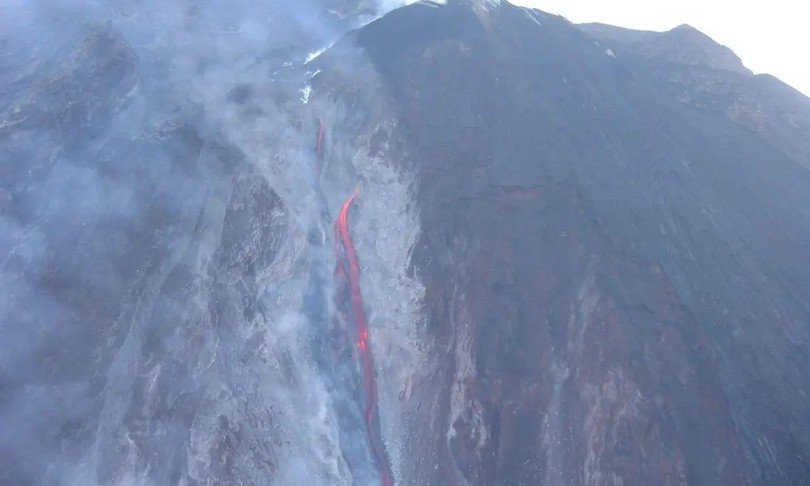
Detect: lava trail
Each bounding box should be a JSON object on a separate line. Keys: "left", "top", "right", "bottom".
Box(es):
{"left": 334, "top": 189, "right": 393, "bottom": 486}
{"left": 302, "top": 119, "right": 375, "bottom": 481}
{"left": 311, "top": 119, "right": 392, "bottom": 484}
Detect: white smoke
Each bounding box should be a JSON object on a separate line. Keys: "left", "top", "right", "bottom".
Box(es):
{"left": 0, "top": 0, "right": 433, "bottom": 483}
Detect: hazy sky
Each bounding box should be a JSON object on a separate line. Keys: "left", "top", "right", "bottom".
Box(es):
{"left": 511, "top": 0, "right": 810, "bottom": 97}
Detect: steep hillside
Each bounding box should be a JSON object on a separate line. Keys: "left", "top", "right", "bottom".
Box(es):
{"left": 312, "top": 1, "right": 810, "bottom": 483}
{"left": 2, "top": 1, "right": 809, "bottom": 485}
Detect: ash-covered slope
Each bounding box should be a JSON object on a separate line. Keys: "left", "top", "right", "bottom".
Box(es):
{"left": 311, "top": 1, "right": 810, "bottom": 484}
{"left": 2, "top": 0, "right": 810, "bottom": 485}
{"left": 0, "top": 1, "right": 419, "bottom": 485}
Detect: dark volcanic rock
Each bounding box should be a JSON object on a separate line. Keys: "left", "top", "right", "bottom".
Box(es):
{"left": 312, "top": 1, "right": 810, "bottom": 484}
{"left": 580, "top": 23, "right": 751, "bottom": 75}
{"left": 581, "top": 22, "right": 810, "bottom": 170}
{"left": 3, "top": 0, "right": 810, "bottom": 485}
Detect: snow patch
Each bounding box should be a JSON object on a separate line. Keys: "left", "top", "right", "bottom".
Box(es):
{"left": 523, "top": 8, "right": 543, "bottom": 27}
{"left": 299, "top": 85, "right": 311, "bottom": 104}
{"left": 304, "top": 39, "right": 338, "bottom": 65}
{"left": 476, "top": 0, "right": 502, "bottom": 11}
{"left": 605, "top": 48, "right": 616, "bottom": 59}
{"left": 304, "top": 48, "right": 326, "bottom": 65}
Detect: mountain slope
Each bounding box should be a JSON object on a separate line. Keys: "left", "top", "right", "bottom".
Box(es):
{"left": 580, "top": 22, "right": 810, "bottom": 170}
{"left": 312, "top": 1, "right": 810, "bottom": 484}
{"left": 2, "top": 0, "right": 809, "bottom": 485}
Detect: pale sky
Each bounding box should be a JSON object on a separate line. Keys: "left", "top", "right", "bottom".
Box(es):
{"left": 511, "top": 0, "right": 810, "bottom": 97}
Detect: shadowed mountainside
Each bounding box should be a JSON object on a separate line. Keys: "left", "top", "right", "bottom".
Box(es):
{"left": 312, "top": 1, "right": 810, "bottom": 483}
{"left": 2, "top": 0, "right": 809, "bottom": 484}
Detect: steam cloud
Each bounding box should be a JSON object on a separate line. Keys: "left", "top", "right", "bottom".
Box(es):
{"left": 0, "top": 0, "right": 416, "bottom": 484}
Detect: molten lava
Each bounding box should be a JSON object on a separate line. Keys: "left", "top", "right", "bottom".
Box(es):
{"left": 316, "top": 119, "right": 391, "bottom": 485}
{"left": 334, "top": 189, "right": 393, "bottom": 486}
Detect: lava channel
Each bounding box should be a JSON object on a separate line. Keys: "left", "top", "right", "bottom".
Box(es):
{"left": 334, "top": 189, "right": 393, "bottom": 486}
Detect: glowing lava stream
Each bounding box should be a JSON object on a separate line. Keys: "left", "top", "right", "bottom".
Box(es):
{"left": 334, "top": 189, "right": 393, "bottom": 486}
{"left": 317, "top": 120, "right": 392, "bottom": 485}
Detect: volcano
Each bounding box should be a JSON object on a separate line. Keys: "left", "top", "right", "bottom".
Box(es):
{"left": 2, "top": 0, "right": 810, "bottom": 485}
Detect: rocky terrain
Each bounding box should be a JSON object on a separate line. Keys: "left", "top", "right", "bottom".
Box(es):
{"left": 2, "top": 0, "right": 809, "bottom": 485}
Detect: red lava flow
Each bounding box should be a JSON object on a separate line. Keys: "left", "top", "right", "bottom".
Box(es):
{"left": 334, "top": 189, "right": 393, "bottom": 486}
{"left": 318, "top": 120, "right": 391, "bottom": 485}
